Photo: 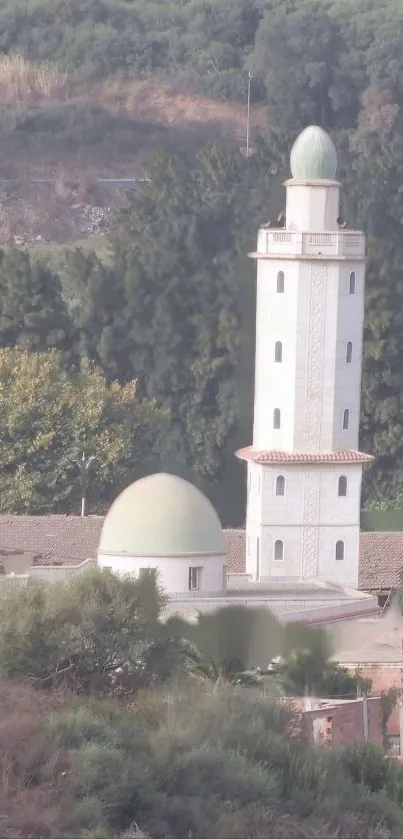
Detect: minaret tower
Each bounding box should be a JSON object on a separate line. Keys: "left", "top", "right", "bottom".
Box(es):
{"left": 236, "top": 125, "right": 372, "bottom": 588}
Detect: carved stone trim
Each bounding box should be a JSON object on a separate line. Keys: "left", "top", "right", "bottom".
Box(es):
{"left": 304, "top": 263, "right": 326, "bottom": 450}
{"left": 301, "top": 470, "right": 320, "bottom": 578}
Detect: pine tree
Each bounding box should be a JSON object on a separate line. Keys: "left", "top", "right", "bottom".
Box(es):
{"left": 0, "top": 248, "right": 75, "bottom": 357}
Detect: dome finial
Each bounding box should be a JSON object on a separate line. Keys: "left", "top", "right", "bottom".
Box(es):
{"left": 290, "top": 125, "right": 338, "bottom": 181}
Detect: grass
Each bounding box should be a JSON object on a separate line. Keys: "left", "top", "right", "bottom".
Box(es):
{"left": 0, "top": 53, "right": 68, "bottom": 102}
{"left": 0, "top": 54, "right": 266, "bottom": 179}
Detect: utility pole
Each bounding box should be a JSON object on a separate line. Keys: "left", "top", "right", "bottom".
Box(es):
{"left": 74, "top": 453, "right": 96, "bottom": 517}
{"left": 246, "top": 69, "right": 253, "bottom": 158}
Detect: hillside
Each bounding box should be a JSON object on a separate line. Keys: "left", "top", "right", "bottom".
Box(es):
{"left": 0, "top": 58, "right": 266, "bottom": 245}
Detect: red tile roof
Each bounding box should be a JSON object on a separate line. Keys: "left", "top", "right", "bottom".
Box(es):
{"left": 223, "top": 529, "right": 246, "bottom": 574}
{"left": 358, "top": 532, "right": 403, "bottom": 592}
{"left": 0, "top": 515, "right": 103, "bottom": 566}
{"left": 236, "top": 447, "right": 374, "bottom": 464}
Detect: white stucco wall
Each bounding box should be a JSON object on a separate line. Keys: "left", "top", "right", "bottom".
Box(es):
{"left": 252, "top": 256, "right": 365, "bottom": 453}
{"left": 246, "top": 523, "right": 359, "bottom": 589}
{"left": 285, "top": 181, "right": 340, "bottom": 232}
{"left": 97, "top": 553, "right": 226, "bottom": 595}
{"left": 246, "top": 461, "right": 362, "bottom": 588}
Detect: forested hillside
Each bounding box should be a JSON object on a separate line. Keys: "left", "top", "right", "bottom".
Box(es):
{"left": 0, "top": 0, "right": 403, "bottom": 517}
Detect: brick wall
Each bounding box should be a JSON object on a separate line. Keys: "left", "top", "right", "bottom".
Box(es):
{"left": 301, "top": 697, "right": 383, "bottom": 747}
{"left": 348, "top": 666, "right": 403, "bottom": 737}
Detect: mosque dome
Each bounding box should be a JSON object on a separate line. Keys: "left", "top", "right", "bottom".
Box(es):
{"left": 98, "top": 473, "right": 225, "bottom": 558}
{"left": 290, "top": 125, "right": 338, "bottom": 181}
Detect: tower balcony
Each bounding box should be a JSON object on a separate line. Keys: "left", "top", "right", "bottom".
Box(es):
{"left": 254, "top": 229, "right": 365, "bottom": 260}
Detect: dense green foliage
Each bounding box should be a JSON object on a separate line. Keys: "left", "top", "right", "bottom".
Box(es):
{"left": 0, "top": 574, "right": 397, "bottom": 838}
{"left": 2, "top": 679, "right": 403, "bottom": 838}
{"left": 0, "top": 568, "right": 169, "bottom": 693}
{"left": 0, "top": 348, "right": 167, "bottom": 513}
{"left": 2, "top": 0, "right": 403, "bottom": 509}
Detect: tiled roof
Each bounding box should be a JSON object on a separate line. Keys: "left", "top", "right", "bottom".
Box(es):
{"left": 358, "top": 532, "right": 403, "bottom": 592}
{"left": 224, "top": 529, "right": 246, "bottom": 574}
{"left": 236, "top": 447, "right": 374, "bottom": 464}
{"left": 0, "top": 515, "right": 103, "bottom": 566}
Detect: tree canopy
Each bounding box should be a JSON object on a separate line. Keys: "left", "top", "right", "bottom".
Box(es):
{"left": 0, "top": 348, "right": 167, "bottom": 513}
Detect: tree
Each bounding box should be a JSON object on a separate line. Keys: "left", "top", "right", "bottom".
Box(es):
{"left": 341, "top": 89, "right": 403, "bottom": 503}
{"left": 0, "top": 248, "right": 76, "bottom": 358}
{"left": 252, "top": 0, "right": 356, "bottom": 157}
{"left": 0, "top": 348, "right": 167, "bottom": 513}
{"left": 61, "top": 247, "right": 129, "bottom": 382}
{"left": 100, "top": 145, "right": 255, "bottom": 477}
{"left": 0, "top": 568, "right": 166, "bottom": 694}
{"left": 276, "top": 648, "right": 372, "bottom": 699}
{"left": 159, "top": 606, "right": 330, "bottom": 683}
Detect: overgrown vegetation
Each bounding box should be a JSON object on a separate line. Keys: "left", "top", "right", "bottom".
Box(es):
{"left": 0, "top": 569, "right": 398, "bottom": 838}
{"left": 0, "top": 677, "right": 403, "bottom": 839}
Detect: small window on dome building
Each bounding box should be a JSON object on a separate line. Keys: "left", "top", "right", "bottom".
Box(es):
{"left": 274, "top": 540, "right": 284, "bottom": 561}
{"left": 275, "top": 341, "right": 283, "bottom": 362}
{"left": 277, "top": 271, "right": 285, "bottom": 293}
{"left": 189, "top": 567, "right": 202, "bottom": 591}
{"left": 349, "top": 272, "right": 356, "bottom": 294}
{"left": 335, "top": 541, "right": 345, "bottom": 561}
{"left": 276, "top": 475, "right": 285, "bottom": 496}
{"left": 273, "top": 408, "right": 281, "bottom": 429}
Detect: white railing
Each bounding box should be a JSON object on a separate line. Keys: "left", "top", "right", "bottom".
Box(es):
{"left": 256, "top": 229, "right": 365, "bottom": 257}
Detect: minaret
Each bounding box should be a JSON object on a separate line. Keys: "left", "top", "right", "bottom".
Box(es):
{"left": 236, "top": 125, "right": 372, "bottom": 588}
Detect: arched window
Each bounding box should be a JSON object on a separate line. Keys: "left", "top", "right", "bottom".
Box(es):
{"left": 274, "top": 341, "right": 282, "bottom": 362}
{"left": 273, "top": 408, "right": 281, "bottom": 429}
{"left": 338, "top": 475, "right": 347, "bottom": 497}
{"left": 277, "top": 271, "right": 284, "bottom": 293}
{"left": 276, "top": 475, "right": 285, "bottom": 496}
{"left": 343, "top": 409, "right": 350, "bottom": 430}
{"left": 335, "top": 540, "right": 345, "bottom": 561}
{"left": 274, "top": 540, "right": 284, "bottom": 561}
{"left": 346, "top": 341, "right": 353, "bottom": 363}
{"left": 349, "top": 271, "right": 356, "bottom": 294}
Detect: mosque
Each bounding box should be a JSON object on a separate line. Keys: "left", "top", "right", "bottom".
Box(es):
{"left": 94, "top": 123, "right": 379, "bottom": 624}
{"left": 0, "top": 125, "right": 386, "bottom": 625}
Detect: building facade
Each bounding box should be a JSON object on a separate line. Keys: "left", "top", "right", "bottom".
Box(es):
{"left": 237, "top": 125, "right": 372, "bottom": 587}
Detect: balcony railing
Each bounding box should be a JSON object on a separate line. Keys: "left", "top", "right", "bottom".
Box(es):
{"left": 256, "top": 229, "right": 365, "bottom": 258}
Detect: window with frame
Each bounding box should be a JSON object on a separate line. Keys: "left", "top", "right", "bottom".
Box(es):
{"left": 276, "top": 475, "right": 285, "bottom": 496}
{"left": 274, "top": 341, "right": 283, "bottom": 362}
{"left": 349, "top": 271, "right": 356, "bottom": 294}
{"left": 274, "top": 540, "right": 284, "bottom": 561}
{"left": 277, "top": 270, "right": 285, "bottom": 293}
{"left": 273, "top": 408, "right": 281, "bottom": 429}
{"left": 338, "top": 476, "right": 347, "bottom": 497}
{"left": 188, "top": 566, "right": 203, "bottom": 591}
{"left": 335, "top": 541, "right": 345, "bottom": 561}
{"left": 343, "top": 409, "right": 350, "bottom": 430}
{"left": 346, "top": 341, "right": 353, "bottom": 364}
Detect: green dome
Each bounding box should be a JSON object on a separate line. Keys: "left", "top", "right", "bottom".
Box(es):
{"left": 98, "top": 473, "right": 225, "bottom": 557}
{"left": 290, "top": 125, "right": 338, "bottom": 181}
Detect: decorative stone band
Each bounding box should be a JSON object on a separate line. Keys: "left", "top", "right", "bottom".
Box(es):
{"left": 235, "top": 447, "right": 374, "bottom": 465}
